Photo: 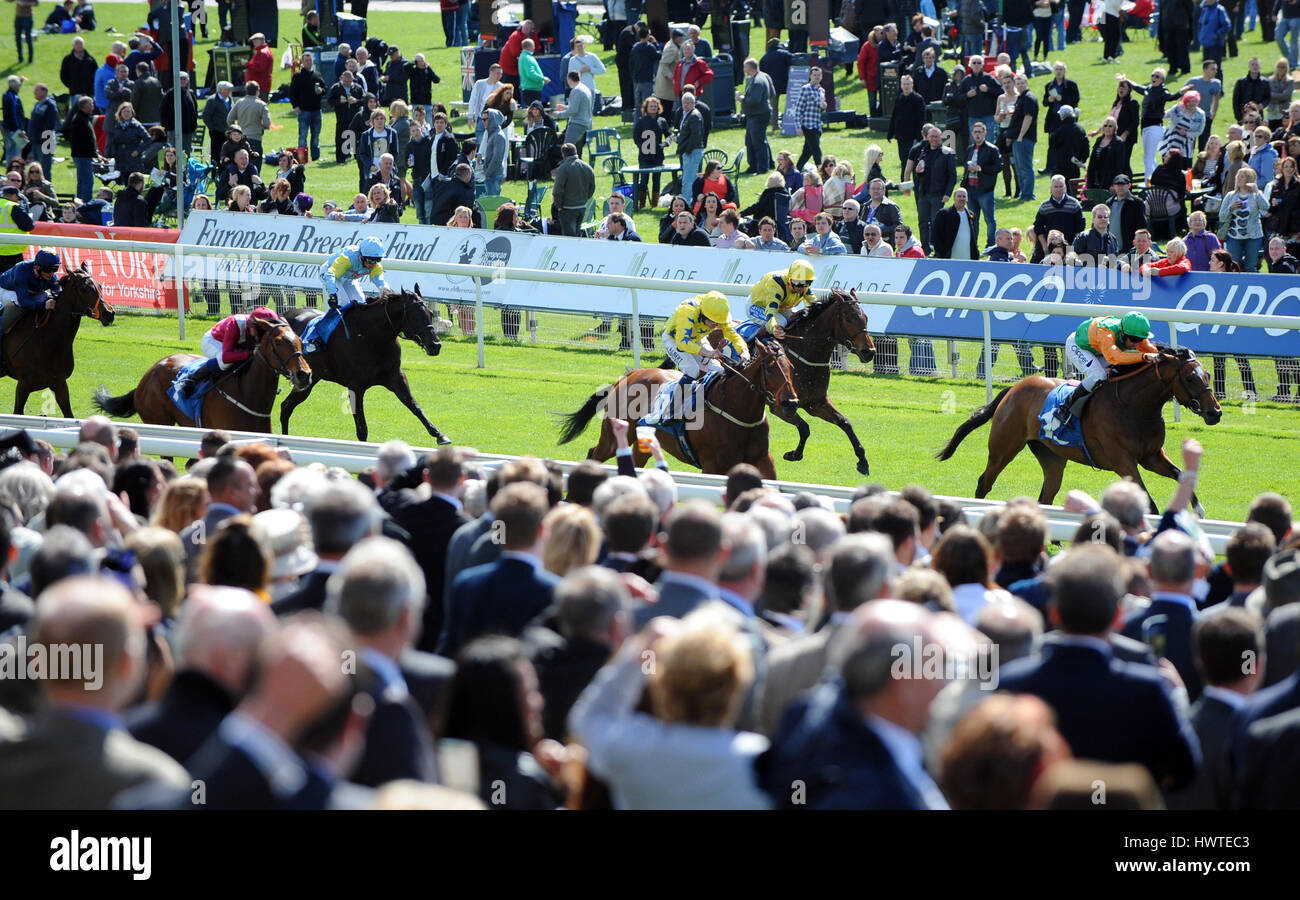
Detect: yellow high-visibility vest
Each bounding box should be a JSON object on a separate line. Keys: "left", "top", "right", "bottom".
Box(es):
{"left": 0, "top": 201, "right": 28, "bottom": 257}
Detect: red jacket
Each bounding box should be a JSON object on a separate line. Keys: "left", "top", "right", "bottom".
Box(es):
{"left": 857, "top": 40, "right": 878, "bottom": 90}
{"left": 674, "top": 57, "right": 714, "bottom": 96}
{"left": 245, "top": 45, "right": 274, "bottom": 96}
{"left": 500, "top": 30, "right": 525, "bottom": 76}
{"left": 211, "top": 314, "right": 255, "bottom": 365}
{"left": 1142, "top": 255, "right": 1191, "bottom": 276}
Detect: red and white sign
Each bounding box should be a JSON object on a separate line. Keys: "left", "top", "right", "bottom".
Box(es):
{"left": 24, "top": 222, "right": 183, "bottom": 309}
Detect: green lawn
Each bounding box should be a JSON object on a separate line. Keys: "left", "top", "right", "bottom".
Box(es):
{"left": 11, "top": 310, "right": 1297, "bottom": 520}
{"left": 0, "top": 9, "right": 1285, "bottom": 238}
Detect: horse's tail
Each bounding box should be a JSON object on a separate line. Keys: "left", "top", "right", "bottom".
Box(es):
{"left": 936, "top": 386, "right": 1013, "bottom": 461}
{"left": 557, "top": 385, "right": 612, "bottom": 445}
{"left": 92, "top": 386, "right": 136, "bottom": 419}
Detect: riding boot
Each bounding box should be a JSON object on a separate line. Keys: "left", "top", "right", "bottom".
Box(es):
{"left": 1065, "top": 382, "right": 1092, "bottom": 419}
{"left": 182, "top": 357, "right": 223, "bottom": 398}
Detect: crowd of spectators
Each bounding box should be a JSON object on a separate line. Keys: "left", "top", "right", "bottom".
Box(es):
{"left": 0, "top": 416, "right": 1295, "bottom": 811}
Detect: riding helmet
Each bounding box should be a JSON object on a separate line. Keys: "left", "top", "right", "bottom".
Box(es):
{"left": 251, "top": 306, "right": 277, "bottom": 321}
{"left": 359, "top": 236, "right": 385, "bottom": 262}
{"left": 699, "top": 291, "right": 732, "bottom": 323}
{"left": 33, "top": 249, "right": 60, "bottom": 269}
{"left": 1120, "top": 312, "right": 1151, "bottom": 340}
{"left": 787, "top": 259, "right": 815, "bottom": 291}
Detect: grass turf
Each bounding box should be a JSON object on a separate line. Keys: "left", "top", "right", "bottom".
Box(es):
{"left": 0, "top": 9, "right": 1283, "bottom": 238}
{"left": 10, "top": 309, "right": 1297, "bottom": 519}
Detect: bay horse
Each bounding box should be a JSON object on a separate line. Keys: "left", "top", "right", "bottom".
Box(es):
{"left": 92, "top": 315, "right": 313, "bottom": 433}
{"left": 2, "top": 261, "right": 114, "bottom": 416}
{"left": 936, "top": 346, "right": 1222, "bottom": 514}
{"left": 279, "top": 286, "right": 451, "bottom": 444}
{"left": 558, "top": 339, "right": 800, "bottom": 479}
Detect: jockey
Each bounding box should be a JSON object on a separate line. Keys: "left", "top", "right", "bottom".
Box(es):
{"left": 1045, "top": 311, "right": 1159, "bottom": 437}
{"left": 651, "top": 290, "right": 748, "bottom": 423}
{"left": 740, "top": 258, "right": 816, "bottom": 344}
{"left": 320, "top": 235, "right": 388, "bottom": 316}
{"left": 0, "top": 249, "right": 60, "bottom": 364}
{"left": 179, "top": 306, "right": 278, "bottom": 397}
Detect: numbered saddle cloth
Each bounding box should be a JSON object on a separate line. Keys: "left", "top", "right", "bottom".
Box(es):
{"left": 1037, "top": 381, "right": 1096, "bottom": 464}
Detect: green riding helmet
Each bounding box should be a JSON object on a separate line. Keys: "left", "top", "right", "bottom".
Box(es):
{"left": 1120, "top": 312, "right": 1151, "bottom": 340}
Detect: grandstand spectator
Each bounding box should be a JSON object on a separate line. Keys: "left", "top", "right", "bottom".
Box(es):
{"left": 1032, "top": 175, "right": 1086, "bottom": 262}
{"left": 860, "top": 222, "right": 894, "bottom": 257}
{"left": 227, "top": 81, "right": 271, "bottom": 161}
{"left": 931, "top": 188, "right": 979, "bottom": 260}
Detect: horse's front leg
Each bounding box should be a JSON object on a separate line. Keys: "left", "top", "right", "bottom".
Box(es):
{"left": 770, "top": 402, "right": 811, "bottom": 463}
{"left": 1140, "top": 448, "right": 1205, "bottom": 517}
{"left": 12, "top": 381, "right": 32, "bottom": 416}
{"left": 51, "top": 381, "right": 73, "bottom": 418}
{"left": 805, "top": 397, "right": 870, "bottom": 476}
{"left": 384, "top": 369, "right": 450, "bottom": 444}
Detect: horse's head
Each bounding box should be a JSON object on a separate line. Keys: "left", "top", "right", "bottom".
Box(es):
{"left": 396, "top": 284, "right": 441, "bottom": 356}
{"left": 250, "top": 314, "right": 313, "bottom": 392}
{"left": 831, "top": 288, "right": 876, "bottom": 364}
{"left": 57, "top": 262, "right": 114, "bottom": 326}
{"left": 1159, "top": 346, "right": 1222, "bottom": 425}
{"left": 749, "top": 339, "right": 799, "bottom": 411}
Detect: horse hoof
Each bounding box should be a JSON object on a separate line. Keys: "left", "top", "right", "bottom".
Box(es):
{"left": 783, "top": 450, "right": 803, "bottom": 462}
{"left": 436, "top": 433, "right": 452, "bottom": 446}
{"left": 856, "top": 460, "right": 870, "bottom": 475}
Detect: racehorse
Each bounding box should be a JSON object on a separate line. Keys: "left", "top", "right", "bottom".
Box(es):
{"left": 92, "top": 315, "right": 313, "bottom": 432}
{"left": 740, "top": 288, "right": 878, "bottom": 475}
{"left": 279, "top": 286, "right": 451, "bottom": 444}
{"left": 558, "top": 339, "right": 800, "bottom": 478}
{"left": 936, "top": 346, "right": 1222, "bottom": 513}
{"left": 2, "top": 262, "right": 114, "bottom": 416}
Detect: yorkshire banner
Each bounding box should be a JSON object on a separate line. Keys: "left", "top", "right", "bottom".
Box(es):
{"left": 28, "top": 222, "right": 182, "bottom": 309}
{"left": 176, "top": 212, "right": 1300, "bottom": 355}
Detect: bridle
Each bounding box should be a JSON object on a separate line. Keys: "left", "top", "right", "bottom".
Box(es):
{"left": 384, "top": 292, "right": 439, "bottom": 351}
{"left": 717, "top": 343, "right": 788, "bottom": 407}
{"left": 255, "top": 323, "right": 307, "bottom": 379}
{"left": 1111, "top": 352, "right": 1211, "bottom": 415}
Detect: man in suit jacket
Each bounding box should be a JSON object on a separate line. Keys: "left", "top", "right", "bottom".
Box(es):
{"left": 998, "top": 544, "right": 1201, "bottom": 791}
{"left": 1223, "top": 667, "right": 1300, "bottom": 797}
{"left": 930, "top": 187, "right": 980, "bottom": 260}
{"left": 757, "top": 533, "right": 897, "bottom": 736}
{"left": 1121, "top": 530, "right": 1205, "bottom": 701}
{"left": 326, "top": 537, "right": 440, "bottom": 787}
{"left": 377, "top": 447, "right": 470, "bottom": 651}
{"left": 272, "top": 480, "right": 381, "bottom": 617}
{"left": 128, "top": 586, "right": 275, "bottom": 766}
{"left": 1234, "top": 703, "right": 1300, "bottom": 808}
{"left": 0, "top": 577, "right": 190, "bottom": 809}
{"left": 760, "top": 600, "right": 951, "bottom": 809}
{"left": 529, "top": 567, "right": 630, "bottom": 740}
{"left": 438, "top": 482, "right": 560, "bottom": 657}
{"left": 632, "top": 501, "right": 729, "bottom": 629}
{"left": 1167, "top": 608, "right": 1262, "bottom": 809}
{"left": 180, "top": 455, "right": 259, "bottom": 584}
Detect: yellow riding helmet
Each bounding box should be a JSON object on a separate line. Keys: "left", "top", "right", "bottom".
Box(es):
{"left": 699, "top": 291, "right": 732, "bottom": 323}
{"left": 786, "top": 259, "right": 815, "bottom": 292}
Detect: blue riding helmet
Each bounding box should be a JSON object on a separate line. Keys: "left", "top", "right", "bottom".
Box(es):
{"left": 33, "top": 249, "right": 60, "bottom": 270}
{"left": 358, "top": 236, "right": 385, "bottom": 264}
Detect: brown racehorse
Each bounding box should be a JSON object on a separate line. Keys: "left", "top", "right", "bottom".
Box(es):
{"left": 558, "top": 339, "right": 800, "bottom": 478}
{"left": 2, "top": 262, "right": 114, "bottom": 416}
{"left": 937, "top": 346, "right": 1222, "bottom": 514}
{"left": 92, "top": 315, "right": 313, "bottom": 432}
{"left": 731, "top": 288, "right": 878, "bottom": 475}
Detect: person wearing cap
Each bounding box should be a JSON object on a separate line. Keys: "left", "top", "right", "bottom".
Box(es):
{"left": 380, "top": 46, "right": 409, "bottom": 105}
{"left": 245, "top": 33, "right": 274, "bottom": 97}
{"left": 180, "top": 305, "right": 282, "bottom": 397}
{"left": 648, "top": 290, "right": 750, "bottom": 424}
{"left": 1106, "top": 173, "right": 1148, "bottom": 253}
{"left": 254, "top": 509, "right": 319, "bottom": 602}
{"left": 202, "top": 81, "right": 234, "bottom": 167}
{"left": 1045, "top": 105, "right": 1090, "bottom": 187}
{"left": 742, "top": 259, "right": 815, "bottom": 346}
{"left": 295, "top": 193, "right": 315, "bottom": 217}
{"left": 94, "top": 51, "right": 121, "bottom": 113}
{"left": 318, "top": 235, "right": 389, "bottom": 328}
{"left": 1043, "top": 312, "right": 1160, "bottom": 440}
{"left": 0, "top": 248, "right": 60, "bottom": 349}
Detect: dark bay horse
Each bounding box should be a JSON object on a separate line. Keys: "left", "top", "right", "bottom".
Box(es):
{"left": 93, "top": 316, "right": 313, "bottom": 432}
{"left": 558, "top": 339, "right": 799, "bottom": 478}
{"left": 279, "top": 286, "right": 451, "bottom": 444}
{"left": 745, "top": 288, "right": 878, "bottom": 475}
{"left": 937, "top": 346, "right": 1222, "bottom": 513}
{"left": 3, "top": 262, "right": 114, "bottom": 416}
